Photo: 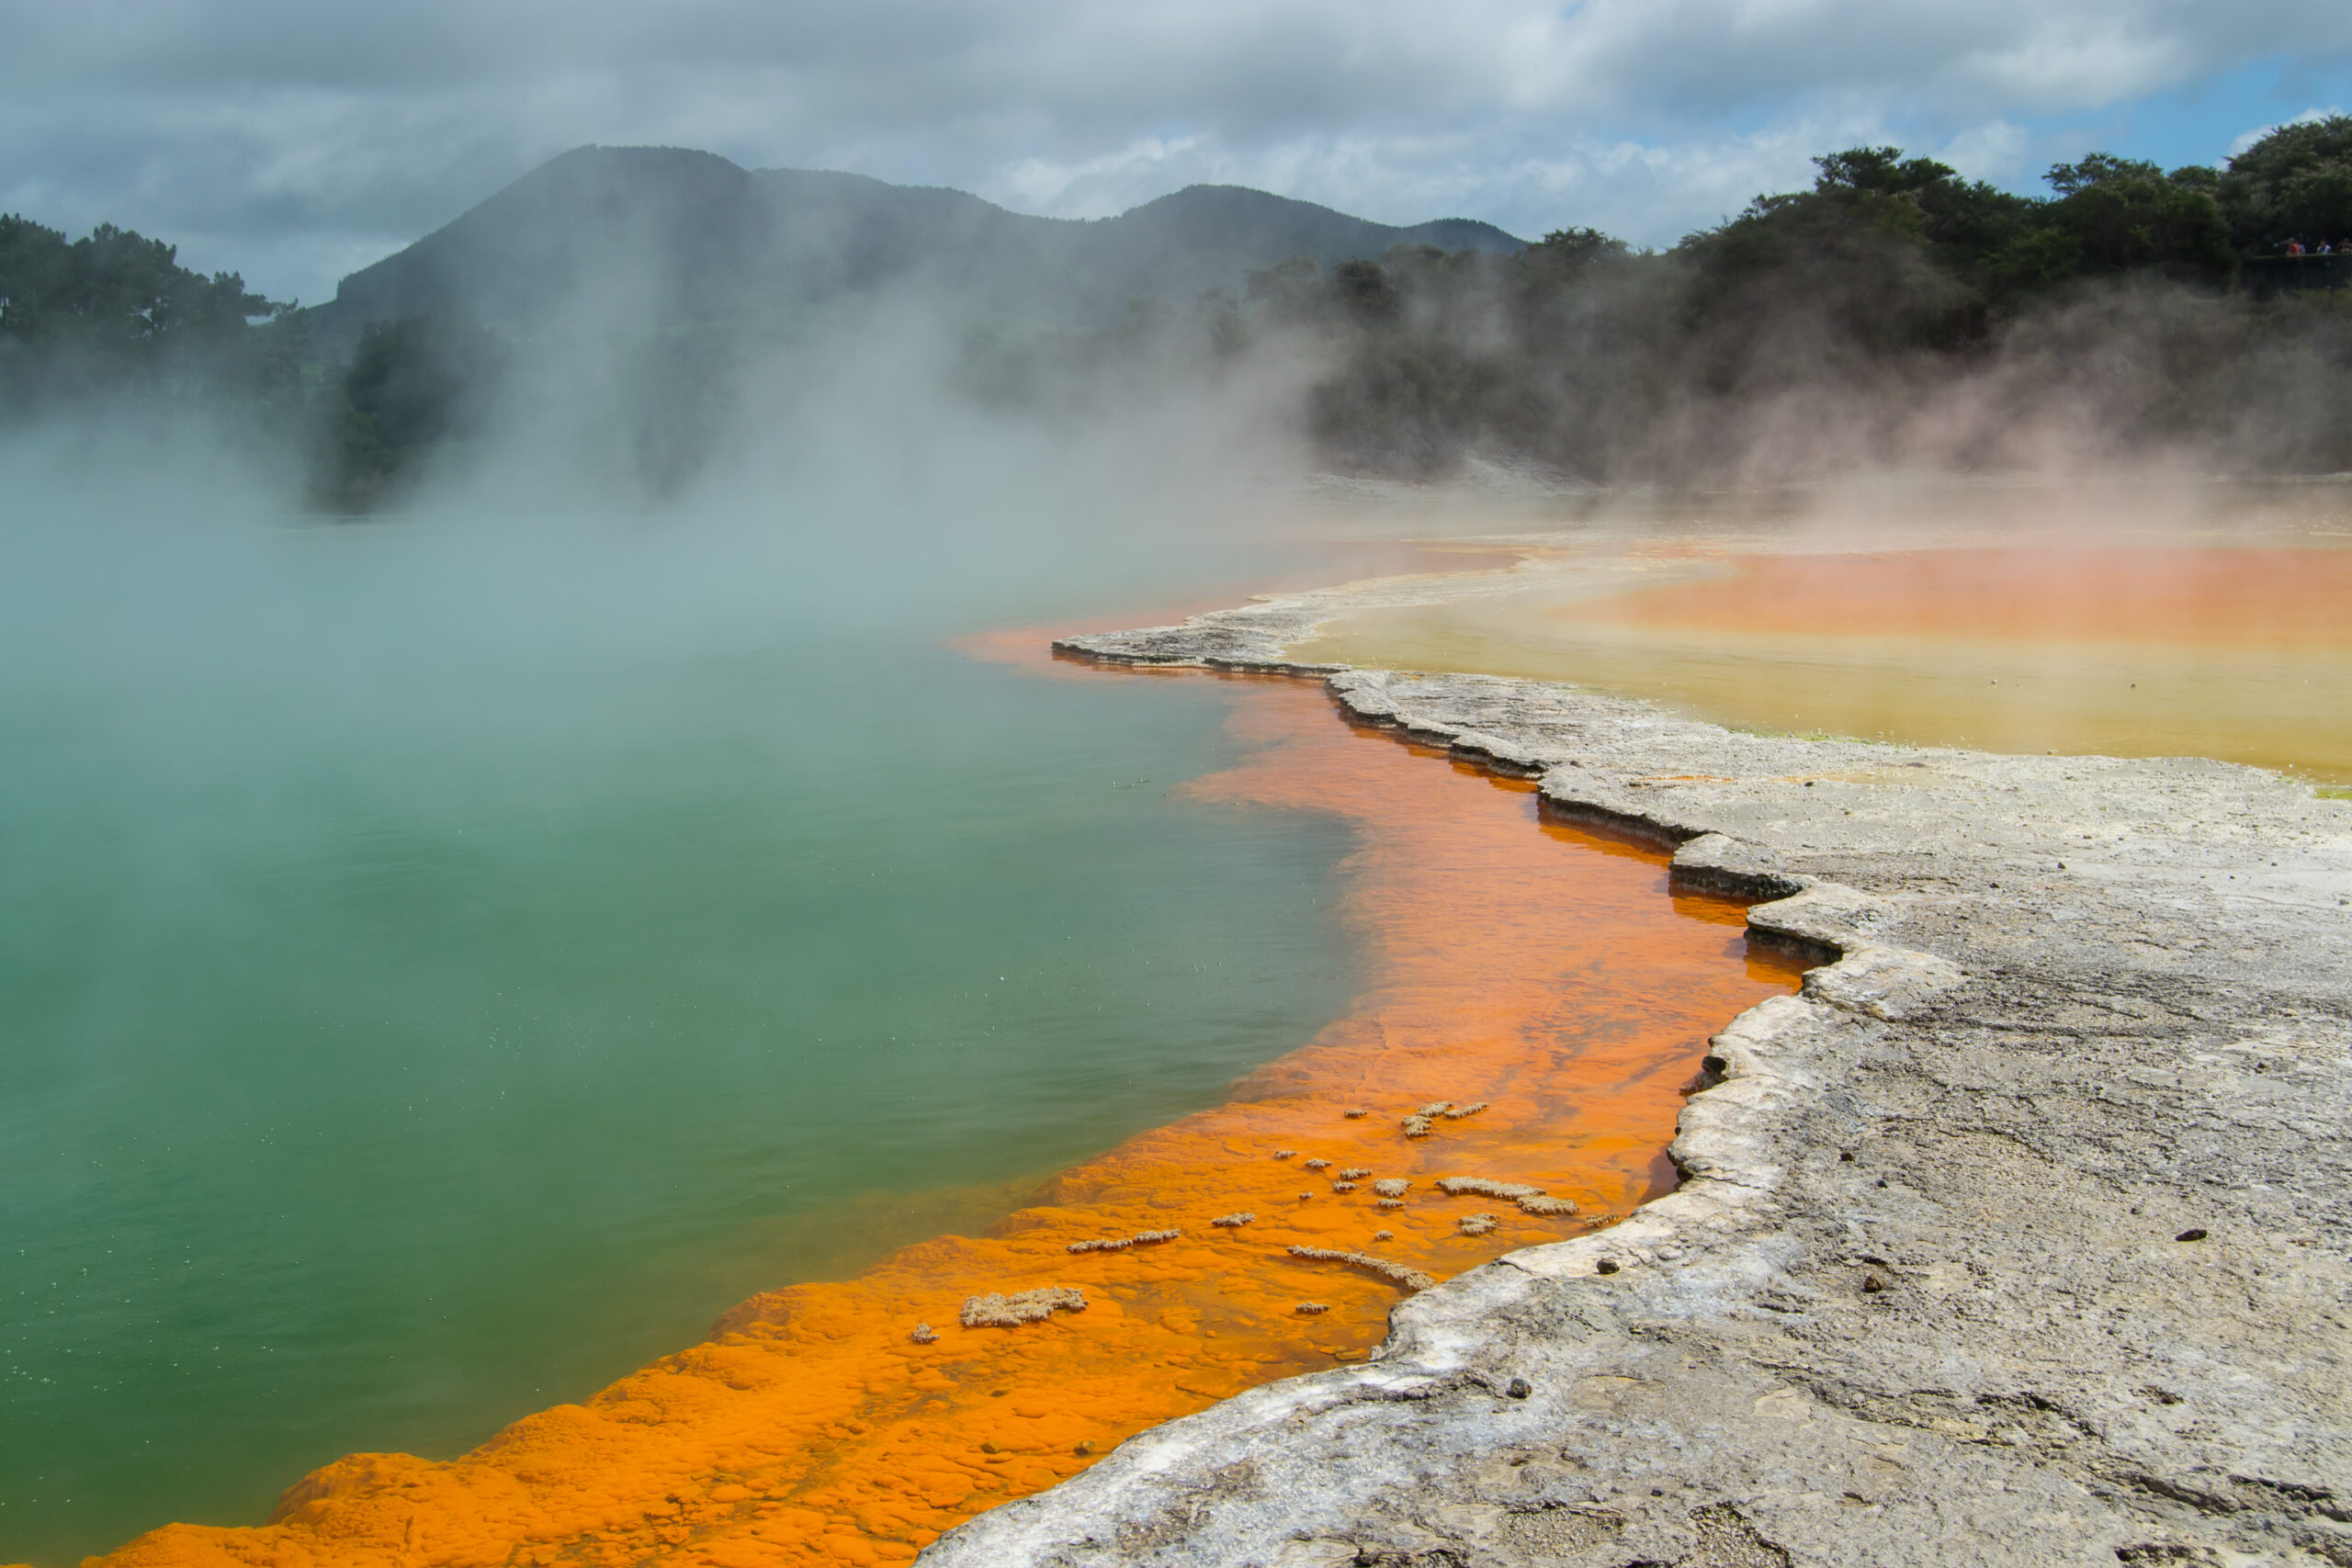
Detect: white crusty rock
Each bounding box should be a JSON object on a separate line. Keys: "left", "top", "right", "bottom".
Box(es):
{"left": 922, "top": 589, "right": 2352, "bottom": 1567}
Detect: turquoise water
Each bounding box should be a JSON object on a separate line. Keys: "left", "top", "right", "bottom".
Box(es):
{"left": 0, "top": 502, "right": 1362, "bottom": 1563}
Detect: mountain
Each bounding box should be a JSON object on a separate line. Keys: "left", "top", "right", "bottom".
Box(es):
{"left": 308, "top": 146, "right": 1526, "bottom": 349}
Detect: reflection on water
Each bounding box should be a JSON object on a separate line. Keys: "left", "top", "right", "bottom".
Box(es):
{"left": 1300, "top": 543, "right": 2352, "bottom": 782}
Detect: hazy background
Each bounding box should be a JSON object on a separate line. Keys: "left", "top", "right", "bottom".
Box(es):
{"left": 0, "top": 0, "right": 2345, "bottom": 305}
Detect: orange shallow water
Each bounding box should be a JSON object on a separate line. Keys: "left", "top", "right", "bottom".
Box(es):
{"left": 84, "top": 660, "right": 1800, "bottom": 1568}
{"left": 1582, "top": 547, "right": 2352, "bottom": 649}
{"left": 1299, "top": 541, "right": 2352, "bottom": 780}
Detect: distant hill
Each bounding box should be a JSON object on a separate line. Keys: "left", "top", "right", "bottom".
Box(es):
{"left": 308, "top": 146, "right": 1526, "bottom": 350}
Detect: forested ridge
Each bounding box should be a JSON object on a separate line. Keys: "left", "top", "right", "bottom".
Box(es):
{"left": 1240, "top": 121, "right": 2352, "bottom": 480}
{"left": 5, "top": 118, "right": 2350, "bottom": 508}
{"left": 0, "top": 216, "right": 302, "bottom": 413}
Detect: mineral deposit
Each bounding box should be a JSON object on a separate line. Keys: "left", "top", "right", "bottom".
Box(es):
{"left": 923, "top": 584, "right": 2352, "bottom": 1567}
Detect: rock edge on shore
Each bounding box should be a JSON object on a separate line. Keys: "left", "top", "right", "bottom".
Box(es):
{"left": 921, "top": 589, "right": 2352, "bottom": 1567}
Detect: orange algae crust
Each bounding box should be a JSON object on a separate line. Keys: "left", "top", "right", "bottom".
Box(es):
{"left": 91, "top": 673, "right": 1801, "bottom": 1568}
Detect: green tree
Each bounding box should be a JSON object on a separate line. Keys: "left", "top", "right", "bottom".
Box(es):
{"left": 1329, "top": 258, "right": 1400, "bottom": 323}
{"left": 0, "top": 215, "right": 281, "bottom": 353}
{"left": 0, "top": 214, "right": 299, "bottom": 417}
{"left": 2220, "top": 114, "right": 2352, "bottom": 251}
{"left": 316, "top": 314, "right": 509, "bottom": 510}
{"left": 1675, "top": 150, "right": 1980, "bottom": 353}
{"left": 2035, "top": 155, "right": 2233, "bottom": 284}
{"left": 1242, "top": 254, "right": 1322, "bottom": 317}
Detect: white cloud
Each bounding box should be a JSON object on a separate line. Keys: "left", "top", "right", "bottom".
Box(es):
{"left": 1936, "top": 120, "right": 2034, "bottom": 182}
{"left": 2230, "top": 104, "right": 2345, "bottom": 157}
{"left": 968, "top": 112, "right": 1888, "bottom": 250}
{"left": 0, "top": 0, "right": 2346, "bottom": 299}
{"left": 991, "top": 135, "right": 1210, "bottom": 218}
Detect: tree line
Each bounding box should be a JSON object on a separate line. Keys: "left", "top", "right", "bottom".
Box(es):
{"left": 4, "top": 115, "right": 2350, "bottom": 504}
{"left": 1229, "top": 117, "right": 2352, "bottom": 481}
{"left": 0, "top": 215, "right": 301, "bottom": 414}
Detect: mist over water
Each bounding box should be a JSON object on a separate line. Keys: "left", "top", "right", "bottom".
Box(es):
{"left": 10, "top": 131, "right": 2350, "bottom": 1568}
{"left": 0, "top": 402, "right": 1370, "bottom": 1564}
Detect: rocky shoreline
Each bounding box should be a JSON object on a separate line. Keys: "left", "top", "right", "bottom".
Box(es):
{"left": 921, "top": 585, "right": 2352, "bottom": 1566}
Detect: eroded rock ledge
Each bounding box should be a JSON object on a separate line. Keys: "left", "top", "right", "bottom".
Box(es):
{"left": 922, "top": 596, "right": 2352, "bottom": 1567}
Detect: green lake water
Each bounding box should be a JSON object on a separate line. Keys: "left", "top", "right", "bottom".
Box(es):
{"left": 0, "top": 497, "right": 1363, "bottom": 1563}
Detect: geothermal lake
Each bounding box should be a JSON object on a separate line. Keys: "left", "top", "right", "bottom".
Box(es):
{"left": 0, "top": 512, "right": 1374, "bottom": 1563}
{"left": 29, "top": 479, "right": 2298, "bottom": 1565}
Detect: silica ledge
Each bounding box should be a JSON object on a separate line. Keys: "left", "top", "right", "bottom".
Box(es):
{"left": 922, "top": 596, "right": 2352, "bottom": 1565}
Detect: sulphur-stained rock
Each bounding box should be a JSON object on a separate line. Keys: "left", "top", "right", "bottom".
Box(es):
{"left": 1284, "top": 1245, "right": 1438, "bottom": 1293}
{"left": 933, "top": 602, "right": 2352, "bottom": 1566}
{"left": 1065, "top": 1229, "right": 1181, "bottom": 1255}
{"left": 1435, "top": 1177, "right": 1543, "bottom": 1201}
{"left": 958, "top": 1287, "right": 1086, "bottom": 1330}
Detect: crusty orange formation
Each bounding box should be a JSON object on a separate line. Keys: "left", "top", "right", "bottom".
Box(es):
{"left": 90, "top": 660, "right": 1800, "bottom": 1568}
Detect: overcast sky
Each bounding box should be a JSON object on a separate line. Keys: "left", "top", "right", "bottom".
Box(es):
{"left": 3, "top": 0, "right": 2347, "bottom": 304}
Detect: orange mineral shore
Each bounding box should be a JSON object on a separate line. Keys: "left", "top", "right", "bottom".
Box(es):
{"left": 88, "top": 665, "right": 1802, "bottom": 1568}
